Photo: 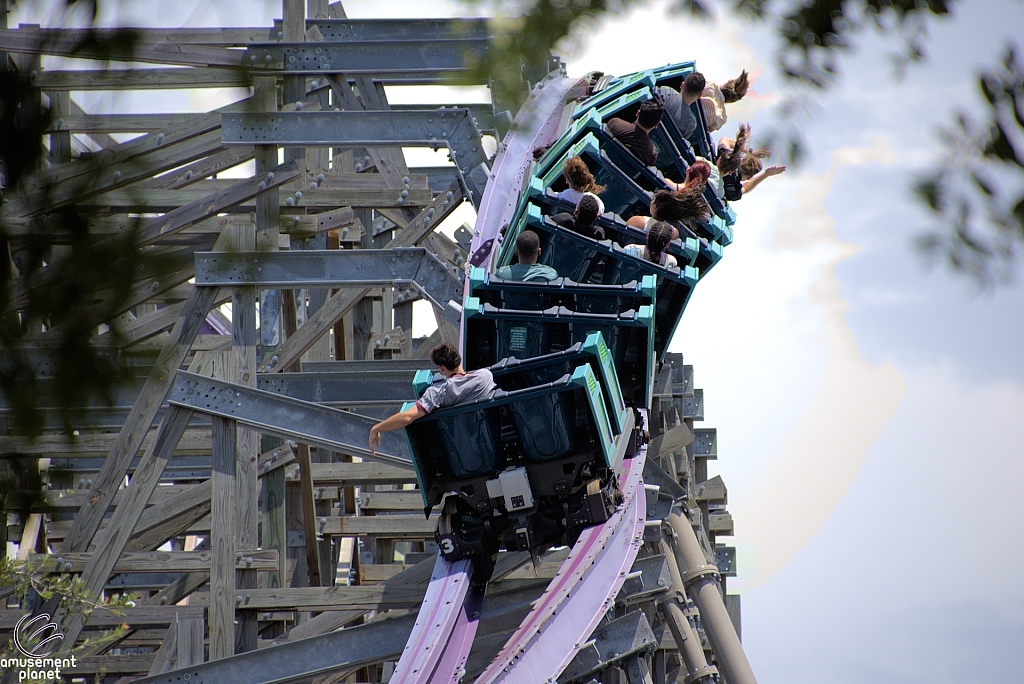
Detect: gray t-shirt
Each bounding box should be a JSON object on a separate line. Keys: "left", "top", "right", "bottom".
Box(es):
{"left": 495, "top": 263, "right": 559, "bottom": 282}
{"left": 656, "top": 85, "right": 696, "bottom": 140}
{"left": 416, "top": 368, "right": 496, "bottom": 414}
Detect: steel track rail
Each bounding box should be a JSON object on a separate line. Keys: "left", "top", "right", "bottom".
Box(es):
{"left": 388, "top": 556, "right": 479, "bottom": 684}
{"left": 475, "top": 442, "right": 649, "bottom": 684}
{"left": 468, "top": 72, "right": 586, "bottom": 276}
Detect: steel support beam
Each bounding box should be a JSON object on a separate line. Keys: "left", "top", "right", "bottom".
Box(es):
{"left": 194, "top": 248, "right": 464, "bottom": 310}
{"left": 167, "top": 370, "right": 411, "bottom": 468}
{"left": 131, "top": 613, "right": 417, "bottom": 684}
{"left": 245, "top": 40, "right": 489, "bottom": 75}
{"left": 270, "top": 18, "right": 492, "bottom": 42}
{"left": 220, "top": 110, "right": 489, "bottom": 206}
{"left": 557, "top": 611, "right": 657, "bottom": 684}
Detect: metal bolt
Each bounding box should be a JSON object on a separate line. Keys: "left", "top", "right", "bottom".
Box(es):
{"left": 317, "top": 173, "right": 325, "bottom": 182}
{"left": 185, "top": 170, "right": 194, "bottom": 179}
{"left": 397, "top": 197, "right": 405, "bottom": 205}
{"left": 267, "top": 172, "right": 275, "bottom": 180}
{"left": 286, "top": 196, "right": 295, "bottom": 205}
{"left": 295, "top": 101, "right": 303, "bottom": 110}
{"left": 310, "top": 182, "right": 318, "bottom": 189}
{"left": 265, "top": 54, "right": 273, "bottom": 62}
{"left": 295, "top": 191, "right": 303, "bottom": 199}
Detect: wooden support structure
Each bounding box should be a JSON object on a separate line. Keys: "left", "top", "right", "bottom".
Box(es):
{"left": 0, "top": 7, "right": 548, "bottom": 680}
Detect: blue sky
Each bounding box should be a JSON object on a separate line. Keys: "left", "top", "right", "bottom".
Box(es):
{"left": 10, "top": 1, "right": 1024, "bottom": 682}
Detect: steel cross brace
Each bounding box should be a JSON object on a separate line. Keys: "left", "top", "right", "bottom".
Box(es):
{"left": 245, "top": 40, "right": 490, "bottom": 75}
{"left": 194, "top": 248, "right": 463, "bottom": 311}
{"left": 131, "top": 612, "right": 418, "bottom": 684}
{"left": 167, "top": 370, "right": 412, "bottom": 468}
{"left": 270, "top": 18, "right": 492, "bottom": 42}
{"left": 220, "top": 109, "right": 490, "bottom": 206}
{"left": 557, "top": 610, "right": 658, "bottom": 684}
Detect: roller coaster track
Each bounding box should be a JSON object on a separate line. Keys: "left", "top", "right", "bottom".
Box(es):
{"left": 130, "top": 58, "right": 757, "bottom": 684}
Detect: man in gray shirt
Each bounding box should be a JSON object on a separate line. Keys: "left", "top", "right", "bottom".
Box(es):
{"left": 655, "top": 72, "right": 705, "bottom": 148}
{"left": 369, "top": 342, "right": 496, "bottom": 456}
{"left": 496, "top": 230, "right": 558, "bottom": 282}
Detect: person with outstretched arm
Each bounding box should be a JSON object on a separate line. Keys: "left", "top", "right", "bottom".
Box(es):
{"left": 368, "top": 343, "right": 496, "bottom": 457}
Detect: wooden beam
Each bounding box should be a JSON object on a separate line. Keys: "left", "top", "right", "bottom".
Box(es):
{"left": 56, "top": 406, "right": 195, "bottom": 653}
{"left": 0, "top": 29, "right": 246, "bottom": 67}
{"left": 309, "top": 462, "right": 418, "bottom": 486}
{"left": 209, "top": 415, "right": 237, "bottom": 660}
{"left": 189, "top": 584, "right": 427, "bottom": 611}
{"left": 138, "top": 147, "right": 256, "bottom": 190}
{"left": 2, "top": 114, "right": 225, "bottom": 218}
{"left": 263, "top": 180, "right": 464, "bottom": 373}
{"left": 48, "top": 113, "right": 197, "bottom": 133}
{"left": 293, "top": 444, "right": 323, "bottom": 587}
{"left": 35, "top": 66, "right": 250, "bottom": 90}
{"left": 317, "top": 514, "right": 437, "bottom": 537}
{"left": 147, "top": 613, "right": 204, "bottom": 675}
{"left": 229, "top": 222, "right": 260, "bottom": 654}
{"left": 5, "top": 26, "right": 270, "bottom": 45}
{"left": 358, "top": 490, "right": 424, "bottom": 512}
{"left": 133, "top": 479, "right": 212, "bottom": 541}
{"left": 57, "top": 269, "right": 222, "bottom": 554}
{"left": 31, "top": 549, "right": 278, "bottom": 573}
{"left": 124, "top": 501, "right": 211, "bottom": 553}
{"left": 0, "top": 606, "right": 203, "bottom": 630}
{"left": 80, "top": 185, "right": 432, "bottom": 211}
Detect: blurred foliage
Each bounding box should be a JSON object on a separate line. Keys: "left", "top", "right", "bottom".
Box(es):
{"left": 915, "top": 46, "right": 1024, "bottom": 285}
{"left": 467, "top": 0, "right": 1024, "bottom": 285}
{"left": 0, "top": 555, "right": 132, "bottom": 674}
{"left": 0, "top": 0, "right": 179, "bottom": 439}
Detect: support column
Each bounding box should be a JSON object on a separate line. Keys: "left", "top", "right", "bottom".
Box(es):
{"left": 667, "top": 513, "right": 758, "bottom": 684}
{"left": 231, "top": 224, "right": 259, "bottom": 653}
{"left": 660, "top": 539, "right": 717, "bottom": 683}
{"left": 210, "top": 416, "right": 238, "bottom": 661}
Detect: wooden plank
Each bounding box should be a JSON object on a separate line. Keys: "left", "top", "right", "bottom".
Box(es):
{"left": 189, "top": 584, "right": 427, "bottom": 611}
{"left": 44, "top": 484, "right": 199, "bottom": 509}
{"left": 650, "top": 422, "right": 693, "bottom": 458}
{"left": 16, "top": 513, "right": 43, "bottom": 559}
{"left": 81, "top": 185, "right": 432, "bottom": 211}
{"left": 138, "top": 147, "right": 256, "bottom": 190}
{"left": 295, "top": 443, "right": 322, "bottom": 587}
{"left": 263, "top": 180, "right": 464, "bottom": 373}
{"left": 0, "top": 606, "right": 203, "bottom": 629}
{"left": 9, "top": 429, "right": 211, "bottom": 457}
{"left": 325, "top": 73, "right": 418, "bottom": 225}
{"left": 209, "top": 415, "right": 237, "bottom": 660}
{"left": 0, "top": 30, "right": 246, "bottom": 67}
{"left": 317, "top": 514, "right": 437, "bottom": 537}
{"left": 359, "top": 564, "right": 415, "bottom": 583}
{"left": 359, "top": 490, "right": 424, "bottom": 512}
{"left": 29, "top": 549, "right": 278, "bottom": 573}
{"left": 35, "top": 66, "right": 250, "bottom": 90}
{"left": 10, "top": 26, "right": 270, "bottom": 46}
{"left": 58, "top": 279, "right": 219, "bottom": 554}
{"left": 695, "top": 475, "right": 727, "bottom": 503}
{"left": 2, "top": 114, "right": 225, "bottom": 218}
{"left": 56, "top": 405, "right": 195, "bottom": 652}
{"left": 48, "top": 113, "right": 197, "bottom": 133}
{"left": 230, "top": 222, "right": 260, "bottom": 654}
{"left": 133, "top": 479, "right": 212, "bottom": 540}
{"left": 309, "top": 462, "right": 418, "bottom": 486}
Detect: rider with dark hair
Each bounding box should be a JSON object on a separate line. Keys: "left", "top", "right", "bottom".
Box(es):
{"left": 607, "top": 97, "right": 665, "bottom": 166}
{"left": 552, "top": 193, "right": 606, "bottom": 241}
{"left": 369, "top": 343, "right": 496, "bottom": 456}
